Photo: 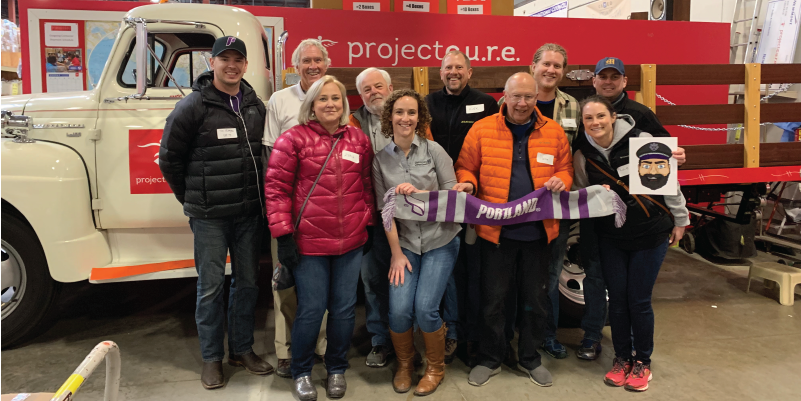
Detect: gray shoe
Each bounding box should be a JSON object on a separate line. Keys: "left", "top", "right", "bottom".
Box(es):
{"left": 467, "top": 365, "right": 501, "bottom": 387}
{"left": 518, "top": 364, "right": 553, "bottom": 387}
{"left": 294, "top": 376, "right": 317, "bottom": 401}
{"left": 326, "top": 374, "right": 347, "bottom": 399}
{"left": 365, "top": 345, "right": 394, "bottom": 367}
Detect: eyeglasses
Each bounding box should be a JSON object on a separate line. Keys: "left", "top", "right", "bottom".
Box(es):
{"left": 507, "top": 94, "right": 536, "bottom": 103}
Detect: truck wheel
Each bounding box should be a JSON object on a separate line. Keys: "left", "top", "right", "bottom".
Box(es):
{"left": 1, "top": 212, "right": 60, "bottom": 349}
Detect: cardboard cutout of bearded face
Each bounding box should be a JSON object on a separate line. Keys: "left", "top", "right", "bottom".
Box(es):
{"left": 636, "top": 142, "right": 672, "bottom": 190}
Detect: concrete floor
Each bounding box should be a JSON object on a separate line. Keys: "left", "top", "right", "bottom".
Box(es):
{"left": 2, "top": 249, "right": 800, "bottom": 400}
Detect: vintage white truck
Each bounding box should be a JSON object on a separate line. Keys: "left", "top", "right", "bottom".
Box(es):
{"left": 1, "top": 3, "right": 279, "bottom": 347}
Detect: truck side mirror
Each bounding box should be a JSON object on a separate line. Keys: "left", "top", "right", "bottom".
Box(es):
{"left": 134, "top": 18, "right": 149, "bottom": 99}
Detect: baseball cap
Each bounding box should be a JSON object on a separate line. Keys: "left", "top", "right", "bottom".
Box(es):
{"left": 595, "top": 57, "right": 625, "bottom": 75}
{"left": 212, "top": 36, "right": 247, "bottom": 58}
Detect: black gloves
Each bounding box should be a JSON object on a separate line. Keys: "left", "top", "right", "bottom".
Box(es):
{"left": 276, "top": 234, "right": 300, "bottom": 271}
{"left": 363, "top": 226, "right": 374, "bottom": 255}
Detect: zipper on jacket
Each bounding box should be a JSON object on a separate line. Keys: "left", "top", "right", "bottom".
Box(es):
{"left": 334, "top": 135, "right": 345, "bottom": 254}
{"left": 232, "top": 99, "right": 264, "bottom": 211}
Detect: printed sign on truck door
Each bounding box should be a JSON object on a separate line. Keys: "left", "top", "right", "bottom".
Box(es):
{"left": 129, "top": 129, "right": 172, "bottom": 194}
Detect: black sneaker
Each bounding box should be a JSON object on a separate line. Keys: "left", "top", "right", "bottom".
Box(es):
{"left": 576, "top": 338, "right": 602, "bottom": 360}
{"left": 276, "top": 358, "right": 291, "bottom": 378}
{"left": 541, "top": 339, "right": 568, "bottom": 359}
{"left": 365, "top": 344, "right": 394, "bottom": 367}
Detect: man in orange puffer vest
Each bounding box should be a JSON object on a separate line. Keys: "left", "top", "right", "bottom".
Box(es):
{"left": 455, "top": 73, "right": 573, "bottom": 388}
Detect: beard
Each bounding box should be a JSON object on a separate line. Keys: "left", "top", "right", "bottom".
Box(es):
{"left": 365, "top": 98, "right": 385, "bottom": 115}
{"left": 640, "top": 173, "right": 670, "bottom": 190}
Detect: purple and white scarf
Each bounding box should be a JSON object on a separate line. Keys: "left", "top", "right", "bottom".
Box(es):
{"left": 382, "top": 185, "right": 626, "bottom": 231}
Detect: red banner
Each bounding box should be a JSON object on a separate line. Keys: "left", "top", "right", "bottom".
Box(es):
{"left": 394, "top": 0, "right": 440, "bottom": 13}
{"left": 129, "top": 129, "right": 171, "bottom": 194}
{"left": 343, "top": 0, "right": 390, "bottom": 12}
{"left": 447, "top": 0, "right": 491, "bottom": 15}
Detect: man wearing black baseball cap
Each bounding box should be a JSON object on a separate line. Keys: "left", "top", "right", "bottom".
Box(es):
{"left": 160, "top": 35, "right": 273, "bottom": 389}
{"left": 590, "top": 57, "right": 685, "bottom": 166}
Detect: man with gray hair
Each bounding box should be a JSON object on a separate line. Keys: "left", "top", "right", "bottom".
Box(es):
{"left": 263, "top": 38, "right": 330, "bottom": 379}
{"left": 348, "top": 67, "right": 395, "bottom": 367}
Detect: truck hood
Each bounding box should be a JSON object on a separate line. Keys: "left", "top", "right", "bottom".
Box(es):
{"left": 0, "top": 91, "right": 99, "bottom": 115}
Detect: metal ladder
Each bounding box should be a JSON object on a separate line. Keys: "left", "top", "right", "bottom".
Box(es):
{"left": 730, "top": 0, "right": 763, "bottom": 64}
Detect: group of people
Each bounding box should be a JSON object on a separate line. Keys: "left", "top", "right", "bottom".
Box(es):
{"left": 45, "top": 50, "right": 81, "bottom": 72}
{"left": 159, "top": 35, "right": 690, "bottom": 400}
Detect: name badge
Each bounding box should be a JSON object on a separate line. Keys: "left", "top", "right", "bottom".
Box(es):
{"left": 466, "top": 104, "right": 484, "bottom": 114}
{"left": 536, "top": 153, "right": 554, "bottom": 165}
{"left": 342, "top": 150, "right": 360, "bottom": 163}
{"left": 617, "top": 164, "right": 630, "bottom": 177}
{"left": 562, "top": 118, "right": 577, "bottom": 129}
{"left": 217, "top": 128, "right": 237, "bottom": 139}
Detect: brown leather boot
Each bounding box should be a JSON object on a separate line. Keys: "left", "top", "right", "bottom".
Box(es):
{"left": 415, "top": 323, "right": 447, "bottom": 396}
{"left": 389, "top": 328, "right": 415, "bottom": 393}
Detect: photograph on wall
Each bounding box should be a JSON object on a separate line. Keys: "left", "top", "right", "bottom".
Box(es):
{"left": 44, "top": 47, "right": 84, "bottom": 93}
{"left": 628, "top": 137, "right": 678, "bottom": 196}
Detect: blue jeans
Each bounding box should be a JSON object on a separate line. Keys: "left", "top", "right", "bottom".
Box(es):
{"left": 361, "top": 228, "right": 391, "bottom": 347}
{"left": 545, "top": 219, "right": 606, "bottom": 342}
{"left": 599, "top": 236, "right": 669, "bottom": 364}
{"left": 189, "top": 215, "right": 262, "bottom": 362}
{"left": 389, "top": 236, "right": 460, "bottom": 334}
{"left": 292, "top": 246, "right": 363, "bottom": 379}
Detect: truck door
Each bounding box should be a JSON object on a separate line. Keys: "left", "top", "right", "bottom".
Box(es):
{"left": 95, "top": 24, "right": 217, "bottom": 228}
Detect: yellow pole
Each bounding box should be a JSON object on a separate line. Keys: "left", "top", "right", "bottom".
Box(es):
{"left": 413, "top": 67, "right": 429, "bottom": 96}
{"left": 640, "top": 64, "right": 657, "bottom": 113}
{"left": 743, "top": 63, "right": 761, "bottom": 168}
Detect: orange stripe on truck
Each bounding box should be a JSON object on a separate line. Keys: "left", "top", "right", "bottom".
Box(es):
{"left": 90, "top": 256, "right": 231, "bottom": 281}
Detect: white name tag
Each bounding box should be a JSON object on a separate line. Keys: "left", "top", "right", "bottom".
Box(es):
{"left": 402, "top": 1, "right": 430, "bottom": 12}
{"left": 217, "top": 128, "right": 237, "bottom": 139}
{"left": 562, "top": 118, "right": 577, "bottom": 129}
{"left": 617, "top": 164, "right": 630, "bottom": 177}
{"left": 536, "top": 153, "right": 554, "bottom": 165}
{"left": 466, "top": 104, "right": 485, "bottom": 114}
{"left": 342, "top": 150, "right": 360, "bottom": 164}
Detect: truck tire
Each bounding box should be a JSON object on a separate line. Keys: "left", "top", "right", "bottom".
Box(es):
{"left": 1, "top": 212, "right": 60, "bottom": 349}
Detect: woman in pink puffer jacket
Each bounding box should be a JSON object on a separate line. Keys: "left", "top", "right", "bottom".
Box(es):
{"left": 265, "top": 75, "right": 374, "bottom": 401}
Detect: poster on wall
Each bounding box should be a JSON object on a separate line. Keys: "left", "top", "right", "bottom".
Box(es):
{"left": 756, "top": 0, "right": 801, "bottom": 90}
{"left": 343, "top": 0, "right": 390, "bottom": 12}
{"left": 395, "top": 0, "right": 439, "bottom": 13}
{"left": 448, "top": 0, "right": 492, "bottom": 15}
{"left": 514, "top": 0, "right": 568, "bottom": 17}
{"left": 571, "top": 0, "right": 631, "bottom": 19}
{"left": 40, "top": 20, "right": 85, "bottom": 93}
{"left": 628, "top": 137, "right": 678, "bottom": 196}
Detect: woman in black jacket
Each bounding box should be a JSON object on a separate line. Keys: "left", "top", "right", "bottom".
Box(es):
{"left": 572, "top": 95, "right": 689, "bottom": 392}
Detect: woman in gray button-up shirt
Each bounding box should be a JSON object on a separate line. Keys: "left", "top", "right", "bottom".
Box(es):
{"left": 372, "top": 89, "right": 463, "bottom": 396}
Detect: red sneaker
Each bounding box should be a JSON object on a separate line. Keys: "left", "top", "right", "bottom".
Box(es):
{"left": 624, "top": 361, "right": 652, "bottom": 392}
{"left": 603, "top": 357, "right": 633, "bottom": 387}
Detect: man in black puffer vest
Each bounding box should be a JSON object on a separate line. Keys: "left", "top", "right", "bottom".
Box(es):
{"left": 159, "top": 36, "right": 273, "bottom": 390}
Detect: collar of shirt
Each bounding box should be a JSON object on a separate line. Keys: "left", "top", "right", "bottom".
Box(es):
{"left": 214, "top": 87, "right": 243, "bottom": 113}
{"left": 293, "top": 83, "right": 307, "bottom": 102}
{"left": 442, "top": 84, "right": 471, "bottom": 102}
{"left": 390, "top": 134, "right": 422, "bottom": 155}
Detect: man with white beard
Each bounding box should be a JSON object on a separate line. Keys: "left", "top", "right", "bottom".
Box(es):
{"left": 349, "top": 68, "right": 395, "bottom": 154}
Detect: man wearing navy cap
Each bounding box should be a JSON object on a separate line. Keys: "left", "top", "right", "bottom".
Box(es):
{"left": 160, "top": 35, "right": 273, "bottom": 389}
{"left": 590, "top": 57, "right": 685, "bottom": 165}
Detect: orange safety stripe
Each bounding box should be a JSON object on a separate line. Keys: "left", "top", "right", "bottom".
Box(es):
{"left": 90, "top": 256, "right": 231, "bottom": 281}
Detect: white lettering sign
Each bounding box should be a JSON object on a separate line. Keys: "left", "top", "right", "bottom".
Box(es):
{"left": 44, "top": 23, "right": 79, "bottom": 47}
{"left": 353, "top": 2, "right": 381, "bottom": 11}
{"left": 458, "top": 5, "right": 484, "bottom": 14}
{"left": 403, "top": 1, "right": 430, "bottom": 12}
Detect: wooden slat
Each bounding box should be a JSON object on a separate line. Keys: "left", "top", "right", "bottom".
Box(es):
{"left": 761, "top": 64, "right": 801, "bottom": 84}
{"left": 656, "top": 103, "right": 801, "bottom": 125}
{"left": 744, "top": 63, "right": 761, "bottom": 167}
{"left": 761, "top": 103, "right": 801, "bottom": 123}
{"left": 327, "top": 67, "right": 414, "bottom": 96}
{"left": 682, "top": 144, "right": 744, "bottom": 170}
{"left": 761, "top": 142, "right": 801, "bottom": 166}
{"left": 427, "top": 65, "right": 530, "bottom": 94}
{"left": 656, "top": 104, "right": 742, "bottom": 125}
{"left": 657, "top": 64, "right": 744, "bottom": 85}
{"left": 413, "top": 67, "right": 428, "bottom": 96}
{"left": 640, "top": 64, "right": 656, "bottom": 112}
